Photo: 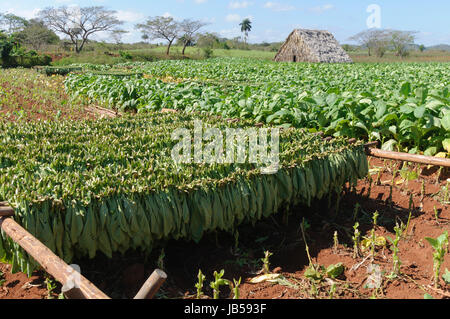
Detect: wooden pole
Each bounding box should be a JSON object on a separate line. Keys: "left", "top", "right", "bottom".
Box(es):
{"left": 366, "top": 147, "right": 450, "bottom": 168}
{"left": 0, "top": 206, "right": 14, "bottom": 217}
{"left": 0, "top": 216, "right": 110, "bottom": 299}
{"left": 134, "top": 269, "right": 167, "bottom": 299}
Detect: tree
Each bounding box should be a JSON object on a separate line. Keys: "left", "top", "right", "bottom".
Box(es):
{"left": 15, "top": 19, "right": 59, "bottom": 51}
{"left": 349, "top": 29, "right": 390, "bottom": 57}
{"left": 419, "top": 44, "right": 426, "bottom": 52}
{"left": 388, "top": 30, "right": 418, "bottom": 57}
{"left": 0, "top": 13, "right": 28, "bottom": 34}
{"left": 136, "top": 16, "right": 180, "bottom": 56}
{"left": 111, "top": 29, "right": 129, "bottom": 46}
{"left": 179, "top": 19, "right": 208, "bottom": 56}
{"left": 38, "top": 6, "right": 123, "bottom": 53}
{"left": 239, "top": 18, "right": 252, "bottom": 44}
{"left": 196, "top": 32, "right": 220, "bottom": 49}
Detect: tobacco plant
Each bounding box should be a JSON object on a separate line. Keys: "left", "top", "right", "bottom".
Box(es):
{"left": 425, "top": 231, "right": 449, "bottom": 288}
{"left": 210, "top": 270, "right": 230, "bottom": 299}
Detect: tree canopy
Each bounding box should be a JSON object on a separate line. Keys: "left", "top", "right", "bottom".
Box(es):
{"left": 38, "top": 6, "right": 123, "bottom": 53}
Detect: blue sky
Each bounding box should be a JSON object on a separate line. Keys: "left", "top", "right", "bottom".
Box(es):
{"left": 2, "top": 0, "right": 450, "bottom": 46}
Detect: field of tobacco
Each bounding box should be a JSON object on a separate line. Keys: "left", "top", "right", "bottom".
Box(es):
{"left": 0, "top": 59, "right": 449, "bottom": 300}
{"left": 65, "top": 59, "right": 450, "bottom": 155}
{"left": 0, "top": 112, "right": 367, "bottom": 275}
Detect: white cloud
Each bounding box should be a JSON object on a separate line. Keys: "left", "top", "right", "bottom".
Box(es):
{"left": 226, "top": 14, "right": 241, "bottom": 22}
{"left": 263, "top": 2, "right": 295, "bottom": 12}
{"left": 162, "top": 12, "right": 173, "bottom": 18}
{"left": 309, "top": 4, "right": 335, "bottom": 14}
{"left": 4, "top": 7, "right": 41, "bottom": 19}
{"left": 219, "top": 27, "right": 241, "bottom": 38}
{"left": 194, "top": 0, "right": 208, "bottom": 4}
{"left": 115, "top": 10, "right": 145, "bottom": 23}
{"left": 229, "top": 1, "right": 253, "bottom": 9}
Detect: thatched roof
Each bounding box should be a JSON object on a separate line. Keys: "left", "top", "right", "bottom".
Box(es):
{"left": 274, "top": 29, "right": 352, "bottom": 63}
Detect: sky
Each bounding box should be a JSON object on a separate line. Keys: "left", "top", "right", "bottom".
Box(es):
{"left": 2, "top": 0, "right": 450, "bottom": 46}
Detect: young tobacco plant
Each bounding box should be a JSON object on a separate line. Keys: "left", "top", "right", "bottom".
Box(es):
{"left": 371, "top": 211, "right": 379, "bottom": 259}
{"left": 352, "top": 222, "right": 361, "bottom": 259}
{"left": 210, "top": 270, "right": 230, "bottom": 299}
{"left": 425, "top": 231, "right": 449, "bottom": 288}
{"left": 195, "top": 269, "right": 206, "bottom": 299}
{"left": 261, "top": 251, "right": 273, "bottom": 274}
{"left": 333, "top": 231, "right": 339, "bottom": 254}
{"left": 230, "top": 278, "right": 242, "bottom": 299}
{"left": 387, "top": 224, "right": 403, "bottom": 278}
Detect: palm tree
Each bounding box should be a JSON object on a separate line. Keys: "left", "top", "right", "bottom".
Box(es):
{"left": 239, "top": 18, "right": 252, "bottom": 44}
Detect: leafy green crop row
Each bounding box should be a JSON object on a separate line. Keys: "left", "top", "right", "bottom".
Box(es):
{"left": 0, "top": 112, "right": 367, "bottom": 274}
{"left": 65, "top": 59, "right": 450, "bottom": 154}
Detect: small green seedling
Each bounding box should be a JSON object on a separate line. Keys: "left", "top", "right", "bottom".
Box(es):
{"left": 328, "top": 283, "right": 337, "bottom": 299}
{"left": 195, "top": 269, "right": 206, "bottom": 299}
{"left": 333, "top": 231, "right": 339, "bottom": 254}
{"left": 261, "top": 251, "right": 273, "bottom": 274}
{"left": 210, "top": 270, "right": 230, "bottom": 299}
{"left": 402, "top": 211, "right": 412, "bottom": 238}
{"left": 300, "top": 218, "right": 312, "bottom": 264}
{"left": 371, "top": 211, "right": 379, "bottom": 258}
{"left": 434, "top": 206, "right": 440, "bottom": 225}
{"left": 425, "top": 231, "right": 449, "bottom": 288}
{"left": 421, "top": 180, "right": 425, "bottom": 201}
{"left": 352, "top": 222, "right": 361, "bottom": 259}
{"left": 304, "top": 263, "right": 344, "bottom": 284}
{"left": 230, "top": 278, "right": 242, "bottom": 299}
{"left": 45, "top": 277, "right": 57, "bottom": 299}
{"left": 387, "top": 224, "right": 403, "bottom": 278}
{"left": 157, "top": 248, "right": 165, "bottom": 270}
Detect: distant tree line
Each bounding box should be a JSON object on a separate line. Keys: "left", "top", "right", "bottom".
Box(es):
{"left": 348, "top": 29, "right": 421, "bottom": 58}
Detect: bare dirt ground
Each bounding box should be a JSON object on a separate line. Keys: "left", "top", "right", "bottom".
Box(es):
{"left": 1, "top": 158, "right": 448, "bottom": 299}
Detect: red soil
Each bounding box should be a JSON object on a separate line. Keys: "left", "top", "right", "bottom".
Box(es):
{"left": 0, "top": 158, "right": 449, "bottom": 299}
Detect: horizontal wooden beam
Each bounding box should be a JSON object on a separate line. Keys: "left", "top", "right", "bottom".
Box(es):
{"left": 0, "top": 206, "right": 14, "bottom": 217}
{"left": 0, "top": 216, "right": 110, "bottom": 299}
{"left": 366, "top": 147, "right": 450, "bottom": 168}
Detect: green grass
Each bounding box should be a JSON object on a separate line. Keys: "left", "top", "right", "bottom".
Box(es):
{"left": 50, "top": 46, "right": 276, "bottom": 66}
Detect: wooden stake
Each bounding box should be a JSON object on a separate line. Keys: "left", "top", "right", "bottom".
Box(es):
{"left": 134, "top": 269, "right": 167, "bottom": 299}
{"left": 366, "top": 148, "right": 450, "bottom": 168}
{"left": 0, "top": 216, "right": 109, "bottom": 299}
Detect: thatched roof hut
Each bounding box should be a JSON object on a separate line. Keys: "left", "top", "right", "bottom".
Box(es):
{"left": 274, "top": 29, "right": 352, "bottom": 63}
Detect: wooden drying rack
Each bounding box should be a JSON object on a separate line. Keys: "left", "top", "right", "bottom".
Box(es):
{"left": 0, "top": 140, "right": 448, "bottom": 299}
{"left": 0, "top": 203, "right": 166, "bottom": 299}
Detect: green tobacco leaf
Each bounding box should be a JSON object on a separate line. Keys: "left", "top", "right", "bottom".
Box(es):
{"left": 424, "top": 147, "right": 438, "bottom": 157}
{"left": 304, "top": 266, "right": 323, "bottom": 282}
{"left": 375, "top": 101, "right": 387, "bottom": 120}
{"left": 443, "top": 139, "right": 450, "bottom": 153}
{"left": 425, "top": 237, "right": 439, "bottom": 250}
{"left": 400, "top": 82, "right": 412, "bottom": 97}
{"left": 382, "top": 139, "right": 398, "bottom": 151}
{"left": 326, "top": 263, "right": 344, "bottom": 279}
{"left": 414, "top": 106, "right": 426, "bottom": 119}
{"left": 442, "top": 113, "right": 450, "bottom": 131}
